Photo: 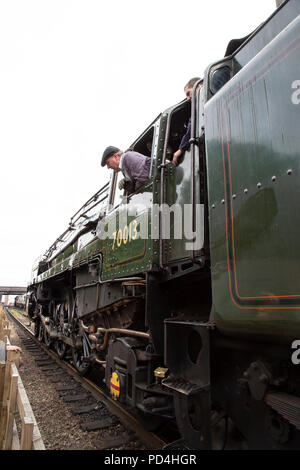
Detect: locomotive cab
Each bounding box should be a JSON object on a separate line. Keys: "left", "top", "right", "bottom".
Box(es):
{"left": 95, "top": 95, "right": 212, "bottom": 430}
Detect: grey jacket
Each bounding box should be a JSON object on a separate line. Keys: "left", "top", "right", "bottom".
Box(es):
{"left": 120, "top": 151, "right": 151, "bottom": 192}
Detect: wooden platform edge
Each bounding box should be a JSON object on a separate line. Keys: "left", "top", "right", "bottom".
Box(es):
{"left": 0, "top": 305, "right": 45, "bottom": 450}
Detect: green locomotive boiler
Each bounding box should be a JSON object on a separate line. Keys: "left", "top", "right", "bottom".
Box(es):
{"left": 28, "top": 0, "right": 300, "bottom": 449}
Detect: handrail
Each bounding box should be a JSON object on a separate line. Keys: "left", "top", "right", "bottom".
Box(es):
{"left": 190, "top": 79, "right": 203, "bottom": 261}
{"left": 41, "top": 182, "right": 110, "bottom": 262}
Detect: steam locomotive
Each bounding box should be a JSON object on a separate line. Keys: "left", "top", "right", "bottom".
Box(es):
{"left": 27, "top": 0, "right": 300, "bottom": 449}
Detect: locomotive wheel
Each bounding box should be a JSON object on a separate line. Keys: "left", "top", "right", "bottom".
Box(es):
{"left": 54, "top": 298, "right": 71, "bottom": 359}
{"left": 71, "top": 332, "right": 91, "bottom": 376}
{"left": 55, "top": 339, "right": 67, "bottom": 359}
{"left": 136, "top": 410, "right": 163, "bottom": 432}
{"left": 44, "top": 326, "right": 52, "bottom": 348}
{"left": 38, "top": 322, "right": 44, "bottom": 342}
{"left": 33, "top": 320, "right": 40, "bottom": 338}
{"left": 174, "top": 390, "right": 211, "bottom": 449}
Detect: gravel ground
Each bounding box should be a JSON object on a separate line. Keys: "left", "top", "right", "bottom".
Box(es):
{"left": 8, "top": 316, "right": 146, "bottom": 451}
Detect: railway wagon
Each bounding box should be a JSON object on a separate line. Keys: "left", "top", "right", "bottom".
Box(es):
{"left": 14, "top": 294, "right": 26, "bottom": 309}
{"left": 28, "top": 0, "right": 300, "bottom": 449}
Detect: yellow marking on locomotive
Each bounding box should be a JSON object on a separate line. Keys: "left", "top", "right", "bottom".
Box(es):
{"left": 154, "top": 367, "right": 168, "bottom": 379}
{"left": 110, "top": 371, "right": 120, "bottom": 400}
{"left": 112, "top": 219, "right": 138, "bottom": 250}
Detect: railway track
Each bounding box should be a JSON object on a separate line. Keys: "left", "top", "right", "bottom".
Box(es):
{"left": 5, "top": 306, "right": 170, "bottom": 450}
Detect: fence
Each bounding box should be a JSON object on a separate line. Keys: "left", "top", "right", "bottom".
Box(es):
{"left": 0, "top": 305, "right": 45, "bottom": 450}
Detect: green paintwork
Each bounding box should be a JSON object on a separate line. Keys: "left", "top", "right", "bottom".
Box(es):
{"left": 205, "top": 14, "right": 300, "bottom": 341}
{"left": 164, "top": 144, "right": 203, "bottom": 263}
{"left": 100, "top": 186, "right": 153, "bottom": 280}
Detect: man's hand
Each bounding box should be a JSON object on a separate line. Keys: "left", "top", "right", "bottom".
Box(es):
{"left": 172, "top": 149, "right": 183, "bottom": 166}
{"left": 118, "top": 178, "right": 131, "bottom": 191}
{"left": 6, "top": 345, "right": 23, "bottom": 366}
{"left": 6, "top": 345, "right": 22, "bottom": 353}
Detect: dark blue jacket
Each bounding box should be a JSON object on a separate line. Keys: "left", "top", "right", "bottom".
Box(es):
{"left": 179, "top": 118, "right": 191, "bottom": 151}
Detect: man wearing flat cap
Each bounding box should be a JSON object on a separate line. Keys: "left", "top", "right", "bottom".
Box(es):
{"left": 101, "top": 146, "right": 151, "bottom": 193}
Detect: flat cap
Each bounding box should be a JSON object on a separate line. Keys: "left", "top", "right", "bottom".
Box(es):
{"left": 101, "top": 146, "right": 120, "bottom": 167}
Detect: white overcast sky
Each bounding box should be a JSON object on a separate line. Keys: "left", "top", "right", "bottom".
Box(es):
{"left": 0, "top": 0, "right": 276, "bottom": 288}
